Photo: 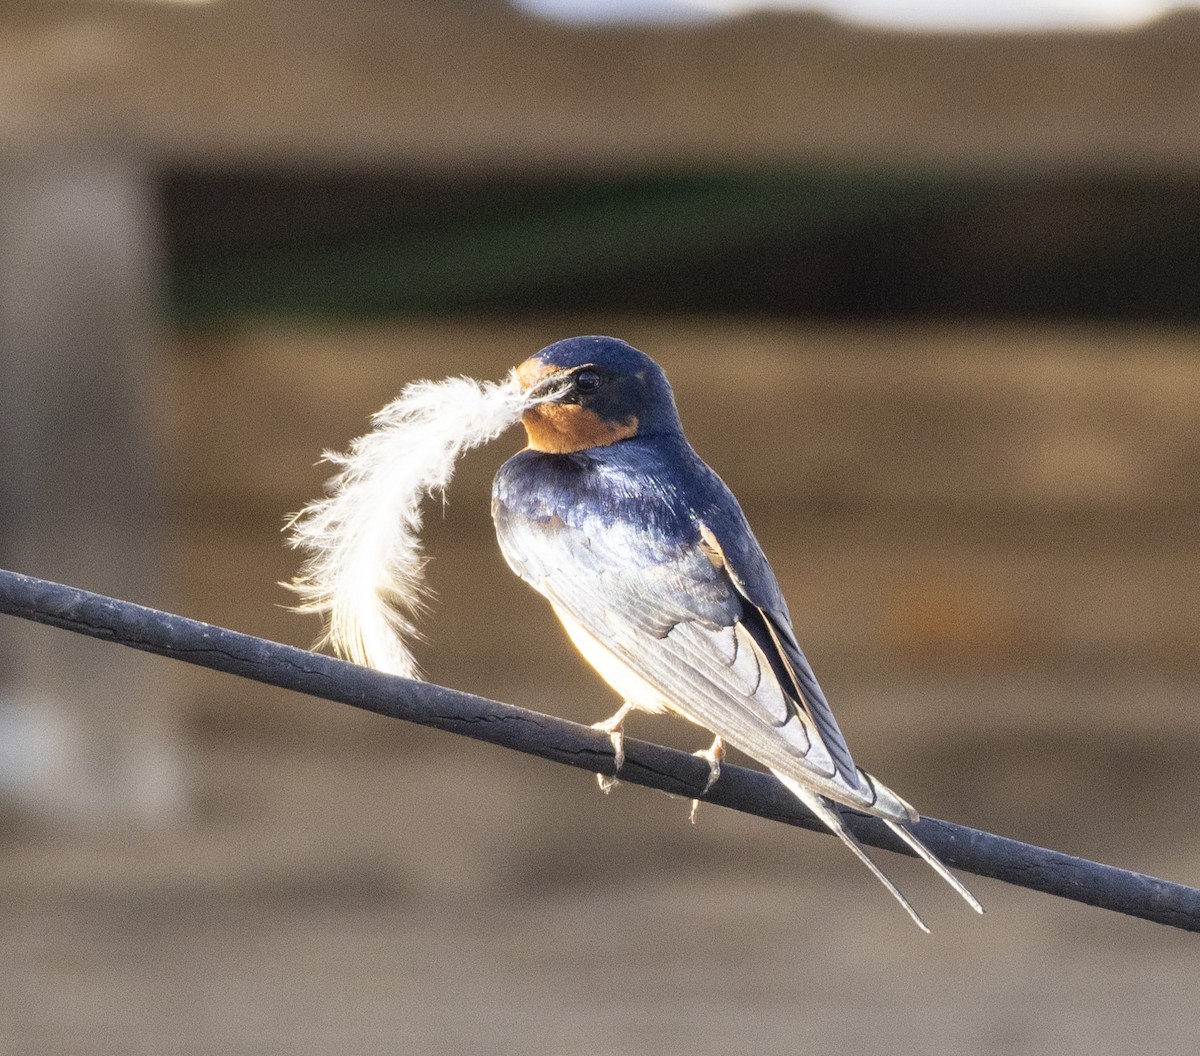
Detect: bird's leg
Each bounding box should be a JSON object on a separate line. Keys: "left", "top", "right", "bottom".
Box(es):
{"left": 688, "top": 736, "right": 725, "bottom": 823}
{"left": 591, "top": 700, "right": 635, "bottom": 793}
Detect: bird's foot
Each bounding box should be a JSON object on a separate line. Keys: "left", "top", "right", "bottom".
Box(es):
{"left": 689, "top": 737, "right": 725, "bottom": 823}
{"left": 591, "top": 701, "right": 634, "bottom": 794}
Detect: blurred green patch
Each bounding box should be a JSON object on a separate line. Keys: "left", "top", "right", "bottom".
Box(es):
{"left": 163, "top": 166, "right": 1200, "bottom": 323}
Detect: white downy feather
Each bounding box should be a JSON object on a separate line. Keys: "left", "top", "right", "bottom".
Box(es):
{"left": 285, "top": 372, "right": 535, "bottom": 677}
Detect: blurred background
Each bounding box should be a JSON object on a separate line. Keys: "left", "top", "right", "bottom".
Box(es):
{"left": 1, "top": 1, "right": 1199, "bottom": 1053}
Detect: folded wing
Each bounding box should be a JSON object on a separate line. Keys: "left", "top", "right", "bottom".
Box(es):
{"left": 495, "top": 506, "right": 909, "bottom": 821}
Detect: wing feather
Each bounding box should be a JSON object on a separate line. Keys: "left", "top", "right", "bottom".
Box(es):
{"left": 496, "top": 509, "right": 887, "bottom": 806}
{"left": 697, "top": 521, "right": 862, "bottom": 787}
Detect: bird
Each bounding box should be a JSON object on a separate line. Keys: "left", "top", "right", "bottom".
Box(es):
{"left": 490, "top": 335, "right": 982, "bottom": 931}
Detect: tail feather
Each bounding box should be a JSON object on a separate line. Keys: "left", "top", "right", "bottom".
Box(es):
{"left": 776, "top": 770, "right": 985, "bottom": 929}
{"left": 776, "top": 772, "right": 929, "bottom": 933}
{"left": 884, "top": 819, "right": 984, "bottom": 915}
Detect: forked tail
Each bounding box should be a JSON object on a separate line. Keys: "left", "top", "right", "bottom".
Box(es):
{"left": 773, "top": 771, "right": 983, "bottom": 930}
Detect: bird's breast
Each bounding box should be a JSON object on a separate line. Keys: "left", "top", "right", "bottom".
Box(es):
{"left": 521, "top": 404, "right": 639, "bottom": 455}
{"left": 494, "top": 444, "right": 696, "bottom": 539}
{"left": 549, "top": 603, "right": 674, "bottom": 716}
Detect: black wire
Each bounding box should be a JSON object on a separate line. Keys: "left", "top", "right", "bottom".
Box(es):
{"left": 0, "top": 566, "right": 1197, "bottom": 932}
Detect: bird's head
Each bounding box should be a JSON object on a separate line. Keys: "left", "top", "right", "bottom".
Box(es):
{"left": 514, "top": 336, "right": 683, "bottom": 454}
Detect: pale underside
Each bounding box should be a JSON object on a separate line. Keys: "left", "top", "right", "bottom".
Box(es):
{"left": 546, "top": 590, "right": 912, "bottom": 822}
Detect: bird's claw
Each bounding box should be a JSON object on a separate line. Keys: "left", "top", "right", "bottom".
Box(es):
{"left": 591, "top": 703, "right": 632, "bottom": 794}
{"left": 688, "top": 737, "right": 724, "bottom": 823}
{"left": 594, "top": 725, "right": 623, "bottom": 793}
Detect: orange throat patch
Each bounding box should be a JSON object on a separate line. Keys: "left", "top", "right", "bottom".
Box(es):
{"left": 522, "top": 404, "right": 639, "bottom": 454}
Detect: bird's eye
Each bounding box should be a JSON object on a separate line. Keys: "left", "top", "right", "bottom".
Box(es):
{"left": 573, "top": 369, "right": 603, "bottom": 394}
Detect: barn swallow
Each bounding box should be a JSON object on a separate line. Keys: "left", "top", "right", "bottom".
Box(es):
{"left": 491, "top": 336, "right": 982, "bottom": 930}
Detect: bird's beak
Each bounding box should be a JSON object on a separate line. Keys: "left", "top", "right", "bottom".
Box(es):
{"left": 514, "top": 354, "right": 578, "bottom": 410}
{"left": 525, "top": 373, "right": 569, "bottom": 403}
{"left": 514, "top": 357, "right": 571, "bottom": 404}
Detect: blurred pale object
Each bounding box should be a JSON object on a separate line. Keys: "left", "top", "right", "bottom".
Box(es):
{"left": 514, "top": 0, "right": 1186, "bottom": 29}
{"left": 0, "top": 149, "right": 185, "bottom": 829}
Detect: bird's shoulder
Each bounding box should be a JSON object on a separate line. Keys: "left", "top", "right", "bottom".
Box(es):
{"left": 493, "top": 435, "right": 702, "bottom": 536}
{"left": 493, "top": 435, "right": 794, "bottom": 614}
{"left": 492, "top": 437, "right": 741, "bottom": 612}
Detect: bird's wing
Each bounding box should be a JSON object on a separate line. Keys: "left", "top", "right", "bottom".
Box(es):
{"left": 694, "top": 519, "right": 861, "bottom": 788}
{"left": 495, "top": 508, "right": 884, "bottom": 813}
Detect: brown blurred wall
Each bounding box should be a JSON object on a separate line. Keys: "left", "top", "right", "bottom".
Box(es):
{"left": 3, "top": 1, "right": 1200, "bottom": 171}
